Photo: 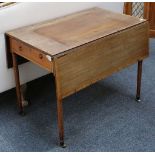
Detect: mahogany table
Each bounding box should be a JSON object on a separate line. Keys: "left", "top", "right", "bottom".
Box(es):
{"left": 5, "top": 7, "right": 149, "bottom": 147}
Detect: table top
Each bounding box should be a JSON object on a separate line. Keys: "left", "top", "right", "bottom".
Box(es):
{"left": 6, "top": 7, "right": 146, "bottom": 57}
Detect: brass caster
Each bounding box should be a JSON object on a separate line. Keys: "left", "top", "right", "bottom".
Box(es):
{"left": 60, "top": 141, "right": 67, "bottom": 148}
{"left": 22, "top": 100, "right": 29, "bottom": 107}
{"left": 136, "top": 96, "right": 141, "bottom": 102}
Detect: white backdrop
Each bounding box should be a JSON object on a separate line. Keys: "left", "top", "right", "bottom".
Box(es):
{"left": 0, "top": 2, "right": 124, "bottom": 93}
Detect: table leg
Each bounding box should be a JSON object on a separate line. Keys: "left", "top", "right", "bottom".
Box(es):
{"left": 136, "top": 60, "right": 143, "bottom": 102}
{"left": 12, "top": 52, "right": 25, "bottom": 115}
{"left": 56, "top": 98, "right": 66, "bottom": 148}
{"left": 54, "top": 72, "right": 66, "bottom": 148}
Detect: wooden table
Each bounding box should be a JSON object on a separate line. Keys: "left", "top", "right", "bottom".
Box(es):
{"left": 5, "top": 7, "right": 149, "bottom": 147}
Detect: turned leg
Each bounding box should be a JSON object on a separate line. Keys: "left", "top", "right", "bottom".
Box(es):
{"left": 12, "top": 53, "right": 25, "bottom": 115}
{"left": 136, "top": 60, "right": 143, "bottom": 102}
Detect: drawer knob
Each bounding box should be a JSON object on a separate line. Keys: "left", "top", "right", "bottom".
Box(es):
{"left": 39, "top": 54, "right": 43, "bottom": 59}
{"left": 19, "top": 46, "right": 22, "bottom": 51}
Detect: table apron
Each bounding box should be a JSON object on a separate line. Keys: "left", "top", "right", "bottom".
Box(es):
{"left": 10, "top": 38, "right": 53, "bottom": 72}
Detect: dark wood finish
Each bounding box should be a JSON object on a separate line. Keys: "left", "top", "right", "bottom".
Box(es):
{"left": 123, "top": 2, "right": 132, "bottom": 15}
{"left": 6, "top": 8, "right": 149, "bottom": 146}
{"left": 136, "top": 60, "right": 143, "bottom": 102}
{"left": 12, "top": 52, "right": 24, "bottom": 114}
{"left": 5, "top": 34, "right": 28, "bottom": 68}
{"left": 56, "top": 98, "right": 64, "bottom": 146}
{"left": 5, "top": 34, "right": 13, "bottom": 68}
{"left": 54, "top": 60, "right": 65, "bottom": 146}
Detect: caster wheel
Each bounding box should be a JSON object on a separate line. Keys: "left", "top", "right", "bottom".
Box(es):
{"left": 22, "top": 100, "right": 29, "bottom": 107}
{"left": 136, "top": 97, "right": 141, "bottom": 102}
{"left": 18, "top": 111, "right": 26, "bottom": 116}
{"left": 60, "top": 142, "right": 67, "bottom": 148}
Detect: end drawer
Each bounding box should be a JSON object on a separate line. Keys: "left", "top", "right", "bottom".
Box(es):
{"left": 10, "top": 38, "right": 53, "bottom": 72}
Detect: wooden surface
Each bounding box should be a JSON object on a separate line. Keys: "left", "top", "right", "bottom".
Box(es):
{"left": 123, "top": 2, "right": 132, "bottom": 15}
{"left": 6, "top": 7, "right": 149, "bottom": 146}
{"left": 10, "top": 38, "right": 53, "bottom": 72}
{"left": 5, "top": 35, "right": 28, "bottom": 68}
{"left": 54, "top": 22, "right": 149, "bottom": 98}
{"left": 6, "top": 7, "right": 146, "bottom": 57}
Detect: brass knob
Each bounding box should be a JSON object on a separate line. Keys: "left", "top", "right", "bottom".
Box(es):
{"left": 39, "top": 54, "right": 43, "bottom": 59}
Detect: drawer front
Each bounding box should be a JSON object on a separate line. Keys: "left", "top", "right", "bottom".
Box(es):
{"left": 10, "top": 38, "right": 53, "bottom": 72}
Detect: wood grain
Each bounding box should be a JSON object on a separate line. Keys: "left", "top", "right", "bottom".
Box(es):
{"left": 123, "top": 2, "right": 132, "bottom": 15}
{"left": 136, "top": 60, "right": 143, "bottom": 101}
{"left": 54, "top": 22, "right": 149, "bottom": 98}
{"left": 6, "top": 7, "right": 147, "bottom": 57}
{"left": 5, "top": 34, "right": 28, "bottom": 68}
{"left": 12, "top": 52, "right": 24, "bottom": 113}
{"left": 10, "top": 38, "right": 53, "bottom": 72}
{"left": 6, "top": 7, "right": 149, "bottom": 146}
